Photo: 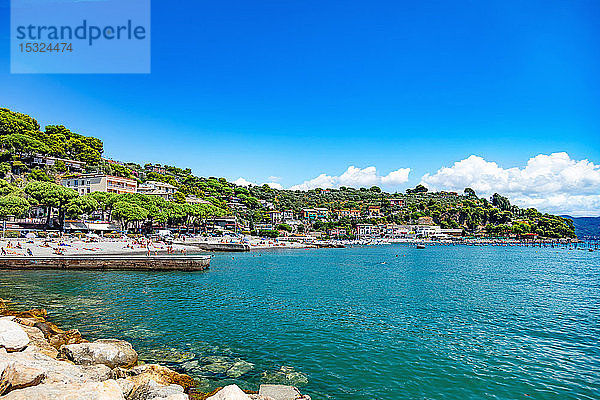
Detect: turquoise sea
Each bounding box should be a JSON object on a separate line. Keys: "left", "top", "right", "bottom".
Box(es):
{"left": 1, "top": 245, "right": 599, "bottom": 399}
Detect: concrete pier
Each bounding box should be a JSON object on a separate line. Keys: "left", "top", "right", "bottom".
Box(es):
{"left": 0, "top": 255, "right": 210, "bottom": 271}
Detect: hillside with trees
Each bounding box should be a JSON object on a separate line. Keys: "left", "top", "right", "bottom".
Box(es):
{"left": 0, "top": 107, "right": 577, "bottom": 238}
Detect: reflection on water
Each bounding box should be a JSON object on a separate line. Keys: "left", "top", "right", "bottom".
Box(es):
{"left": 1, "top": 245, "right": 599, "bottom": 399}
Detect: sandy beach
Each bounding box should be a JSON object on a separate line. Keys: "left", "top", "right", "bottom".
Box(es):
{"left": 0, "top": 238, "right": 200, "bottom": 258}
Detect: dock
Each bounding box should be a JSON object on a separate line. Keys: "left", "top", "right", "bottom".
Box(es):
{"left": 0, "top": 255, "right": 211, "bottom": 271}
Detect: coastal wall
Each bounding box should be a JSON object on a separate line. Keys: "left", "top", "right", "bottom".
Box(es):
{"left": 0, "top": 255, "right": 210, "bottom": 271}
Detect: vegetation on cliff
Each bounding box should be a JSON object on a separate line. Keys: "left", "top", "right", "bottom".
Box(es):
{"left": 0, "top": 107, "right": 577, "bottom": 238}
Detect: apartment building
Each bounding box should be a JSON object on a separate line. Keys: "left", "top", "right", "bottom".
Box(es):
{"left": 269, "top": 211, "right": 283, "bottom": 224}
{"left": 335, "top": 209, "right": 361, "bottom": 219}
{"left": 137, "top": 180, "right": 177, "bottom": 200}
{"left": 302, "top": 208, "right": 329, "bottom": 221}
{"left": 367, "top": 206, "right": 381, "bottom": 217}
{"left": 61, "top": 174, "right": 137, "bottom": 195}
{"left": 388, "top": 198, "right": 405, "bottom": 207}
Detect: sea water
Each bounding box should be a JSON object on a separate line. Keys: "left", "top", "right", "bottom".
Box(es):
{"left": 1, "top": 245, "right": 598, "bottom": 399}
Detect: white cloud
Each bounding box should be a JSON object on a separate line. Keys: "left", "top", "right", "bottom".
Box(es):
{"left": 265, "top": 182, "right": 283, "bottom": 189}
{"left": 381, "top": 168, "right": 411, "bottom": 185}
{"left": 290, "top": 166, "right": 411, "bottom": 191}
{"left": 233, "top": 177, "right": 256, "bottom": 187}
{"left": 268, "top": 176, "right": 281, "bottom": 182}
{"left": 289, "top": 174, "right": 337, "bottom": 191}
{"left": 234, "top": 177, "right": 283, "bottom": 190}
{"left": 421, "top": 152, "right": 600, "bottom": 216}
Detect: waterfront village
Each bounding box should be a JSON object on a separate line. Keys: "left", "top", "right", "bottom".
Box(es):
{"left": 7, "top": 167, "right": 463, "bottom": 242}
{"left": 2, "top": 158, "right": 572, "bottom": 244}
{"left": 0, "top": 107, "right": 577, "bottom": 245}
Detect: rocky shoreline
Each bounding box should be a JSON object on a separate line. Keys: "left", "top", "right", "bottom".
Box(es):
{"left": 0, "top": 300, "right": 311, "bottom": 400}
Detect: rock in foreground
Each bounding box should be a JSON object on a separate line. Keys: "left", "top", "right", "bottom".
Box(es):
{"left": 129, "top": 379, "right": 187, "bottom": 400}
{"left": 60, "top": 339, "right": 138, "bottom": 369}
{"left": 0, "top": 319, "right": 29, "bottom": 352}
{"left": 259, "top": 384, "right": 311, "bottom": 400}
{"left": 0, "top": 380, "right": 125, "bottom": 400}
{"left": 205, "top": 384, "right": 311, "bottom": 400}
{"left": 206, "top": 384, "right": 250, "bottom": 400}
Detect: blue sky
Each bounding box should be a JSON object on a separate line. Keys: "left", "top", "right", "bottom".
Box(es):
{"left": 1, "top": 1, "right": 599, "bottom": 214}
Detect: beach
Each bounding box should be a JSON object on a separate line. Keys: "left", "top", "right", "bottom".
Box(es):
{"left": 0, "top": 238, "right": 200, "bottom": 258}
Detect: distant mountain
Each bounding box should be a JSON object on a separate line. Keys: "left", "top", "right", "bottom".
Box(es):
{"left": 561, "top": 216, "right": 600, "bottom": 239}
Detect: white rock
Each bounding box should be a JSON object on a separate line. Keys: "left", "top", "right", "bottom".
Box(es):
{"left": 82, "top": 364, "right": 113, "bottom": 382}
{"left": 20, "top": 325, "right": 58, "bottom": 358}
{"left": 0, "top": 348, "right": 111, "bottom": 385}
{"left": 0, "top": 360, "right": 46, "bottom": 395}
{"left": 115, "top": 378, "right": 135, "bottom": 398}
{"left": 60, "top": 339, "right": 138, "bottom": 369}
{"left": 0, "top": 319, "right": 30, "bottom": 352}
{"left": 0, "top": 379, "right": 125, "bottom": 399}
{"left": 129, "top": 379, "right": 187, "bottom": 400}
{"left": 259, "top": 385, "right": 304, "bottom": 400}
{"left": 206, "top": 384, "right": 251, "bottom": 400}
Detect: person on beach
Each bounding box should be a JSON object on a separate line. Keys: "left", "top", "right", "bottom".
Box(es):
{"left": 1, "top": 248, "right": 5, "bottom": 255}
{"left": 27, "top": 248, "right": 33, "bottom": 256}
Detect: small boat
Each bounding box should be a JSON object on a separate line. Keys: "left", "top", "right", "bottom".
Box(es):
{"left": 416, "top": 244, "right": 426, "bottom": 249}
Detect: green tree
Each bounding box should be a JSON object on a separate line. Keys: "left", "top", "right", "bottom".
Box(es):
{"left": 87, "top": 191, "right": 119, "bottom": 221}
{"left": 24, "top": 181, "right": 78, "bottom": 230}
{"left": 0, "top": 108, "right": 40, "bottom": 135}
{"left": 0, "top": 162, "right": 10, "bottom": 177}
{"left": 65, "top": 196, "right": 100, "bottom": 219}
{"left": 492, "top": 193, "right": 511, "bottom": 211}
{"left": 464, "top": 187, "right": 476, "bottom": 197}
{"left": 0, "top": 194, "right": 30, "bottom": 218}
{"left": 0, "top": 179, "right": 16, "bottom": 196}
{"left": 111, "top": 201, "right": 149, "bottom": 231}
{"left": 28, "top": 168, "right": 54, "bottom": 182}
{"left": 276, "top": 223, "right": 292, "bottom": 232}
{"left": 173, "top": 192, "right": 186, "bottom": 203}
{"left": 257, "top": 229, "right": 279, "bottom": 238}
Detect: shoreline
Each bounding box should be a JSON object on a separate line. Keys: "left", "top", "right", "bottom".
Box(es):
{"left": 0, "top": 236, "right": 593, "bottom": 258}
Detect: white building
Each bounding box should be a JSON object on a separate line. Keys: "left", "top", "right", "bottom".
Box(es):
{"left": 356, "top": 223, "right": 379, "bottom": 238}
{"left": 137, "top": 180, "right": 177, "bottom": 200}
{"left": 269, "top": 211, "right": 283, "bottom": 224}
{"left": 61, "top": 174, "right": 137, "bottom": 195}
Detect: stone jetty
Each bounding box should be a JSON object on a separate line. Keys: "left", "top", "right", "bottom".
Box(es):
{"left": 0, "top": 300, "right": 312, "bottom": 400}
{"left": 0, "top": 255, "right": 210, "bottom": 271}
